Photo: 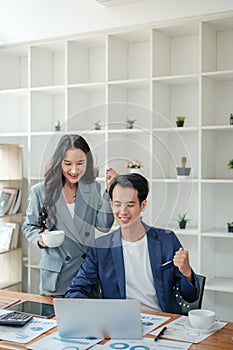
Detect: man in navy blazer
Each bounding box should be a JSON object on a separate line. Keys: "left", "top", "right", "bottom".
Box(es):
{"left": 65, "top": 173, "right": 199, "bottom": 314}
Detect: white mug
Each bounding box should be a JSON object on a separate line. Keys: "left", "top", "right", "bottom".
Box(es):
{"left": 188, "top": 309, "right": 219, "bottom": 330}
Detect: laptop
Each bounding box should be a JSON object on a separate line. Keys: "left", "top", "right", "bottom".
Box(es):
{"left": 53, "top": 298, "right": 142, "bottom": 339}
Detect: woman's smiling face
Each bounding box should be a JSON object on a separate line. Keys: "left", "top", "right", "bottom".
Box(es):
{"left": 62, "top": 147, "right": 87, "bottom": 184}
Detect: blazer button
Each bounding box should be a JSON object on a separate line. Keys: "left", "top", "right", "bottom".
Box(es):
{"left": 65, "top": 256, "right": 71, "bottom": 262}
{"left": 85, "top": 232, "right": 90, "bottom": 237}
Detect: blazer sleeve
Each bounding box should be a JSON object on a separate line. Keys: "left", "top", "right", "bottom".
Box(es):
{"left": 22, "top": 184, "right": 44, "bottom": 245}
{"left": 94, "top": 182, "right": 114, "bottom": 233}
{"left": 65, "top": 245, "right": 99, "bottom": 299}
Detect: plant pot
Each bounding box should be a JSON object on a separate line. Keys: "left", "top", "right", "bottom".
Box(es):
{"left": 129, "top": 168, "right": 142, "bottom": 174}
{"left": 176, "top": 121, "right": 184, "bottom": 127}
{"left": 176, "top": 167, "right": 191, "bottom": 177}
{"left": 179, "top": 221, "right": 187, "bottom": 229}
{"left": 230, "top": 119, "right": 233, "bottom": 125}
{"left": 126, "top": 123, "right": 134, "bottom": 129}
{"left": 228, "top": 225, "right": 233, "bottom": 233}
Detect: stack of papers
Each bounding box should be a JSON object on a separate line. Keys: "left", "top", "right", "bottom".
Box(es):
{"left": 150, "top": 315, "right": 227, "bottom": 343}
{"left": 0, "top": 310, "right": 56, "bottom": 344}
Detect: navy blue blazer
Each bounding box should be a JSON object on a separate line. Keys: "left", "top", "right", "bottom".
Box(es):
{"left": 65, "top": 224, "right": 199, "bottom": 314}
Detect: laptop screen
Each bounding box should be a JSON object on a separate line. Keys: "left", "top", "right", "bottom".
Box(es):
{"left": 53, "top": 298, "right": 142, "bottom": 339}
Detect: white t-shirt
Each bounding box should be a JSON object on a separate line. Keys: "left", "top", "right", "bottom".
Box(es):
{"left": 67, "top": 203, "right": 75, "bottom": 218}
{"left": 122, "top": 235, "right": 162, "bottom": 311}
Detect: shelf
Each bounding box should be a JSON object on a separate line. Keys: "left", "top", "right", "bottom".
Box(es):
{"left": 153, "top": 74, "right": 198, "bottom": 85}
{"left": 0, "top": 280, "right": 22, "bottom": 289}
{"left": 174, "top": 227, "right": 199, "bottom": 236}
{"left": 152, "top": 178, "right": 198, "bottom": 183}
{"left": 202, "top": 70, "right": 233, "bottom": 80}
{"left": 205, "top": 277, "right": 233, "bottom": 293}
{"left": 201, "top": 228, "right": 233, "bottom": 238}
{"left": 152, "top": 127, "right": 199, "bottom": 133}
{"left": 0, "top": 88, "right": 28, "bottom": 96}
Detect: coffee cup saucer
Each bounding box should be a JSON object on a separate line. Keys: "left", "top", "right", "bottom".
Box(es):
{"left": 184, "top": 320, "right": 220, "bottom": 334}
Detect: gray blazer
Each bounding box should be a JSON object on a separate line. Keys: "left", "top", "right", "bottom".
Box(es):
{"left": 23, "top": 180, "right": 114, "bottom": 296}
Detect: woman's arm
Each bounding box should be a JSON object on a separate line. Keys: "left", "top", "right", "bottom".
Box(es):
{"left": 22, "top": 184, "right": 45, "bottom": 245}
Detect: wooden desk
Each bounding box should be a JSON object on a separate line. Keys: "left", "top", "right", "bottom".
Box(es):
{"left": 0, "top": 290, "right": 233, "bottom": 349}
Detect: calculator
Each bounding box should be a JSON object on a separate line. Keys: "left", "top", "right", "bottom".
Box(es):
{"left": 0, "top": 312, "right": 33, "bottom": 326}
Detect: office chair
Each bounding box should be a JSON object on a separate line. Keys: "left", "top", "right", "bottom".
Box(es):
{"left": 173, "top": 274, "right": 206, "bottom": 315}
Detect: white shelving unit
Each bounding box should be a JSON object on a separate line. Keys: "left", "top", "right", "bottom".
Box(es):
{"left": 0, "top": 144, "right": 23, "bottom": 291}
{"left": 1, "top": 11, "right": 233, "bottom": 321}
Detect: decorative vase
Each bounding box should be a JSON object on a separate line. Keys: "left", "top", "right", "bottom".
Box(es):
{"left": 127, "top": 123, "right": 134, "bottom": 129}
{"left": 228, "top": 225, "right": 233, "bottom": 233}
{"left": 129, "top": 168, "right": 141, "bottom": 174}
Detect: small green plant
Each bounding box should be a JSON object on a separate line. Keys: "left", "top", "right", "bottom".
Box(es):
{"left": 177, "top": 213, "right": 191, "bottom": 229}
{"left": 55, "top": 120, "right": 61, "bottom": 131}
{"left": 227, "top": 158, "right": 233, "bottom": 169}
{"left": 229, "top": 113, "right": 233, "bottom": 125}
{"left": 126, "top": 118, "right": 136, "bottom": 129}
{"left": 181, "top": 156, "right": 187, "bottom": 168}
{"left": 126, "top": 118, "right": 136, "bottom": 124}
{"left": 227, "top": 221, "right": 233, "bottom": 232}
{"left": 176, "top": 116, "right": 186, "bottom": 122}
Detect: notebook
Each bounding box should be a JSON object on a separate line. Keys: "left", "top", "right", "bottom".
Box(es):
{"left": 53, "top": 298, "right": 142, "bottom": 339}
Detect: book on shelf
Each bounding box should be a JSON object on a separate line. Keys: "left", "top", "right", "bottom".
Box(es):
{"left": 0, "top": 188, "right": 21, "bottom": 216}
{"left": 8, "top": 188, "right": 22, "bottom": 215}
{"left": 0, "top": 222, "right": 19, "bottom": 252}
{"left": 0, "top": 189, "right": 15, "bottom": 216}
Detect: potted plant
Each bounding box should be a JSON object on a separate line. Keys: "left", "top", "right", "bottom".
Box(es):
{"left": 176, "top": 116, "right": 186, "bottom": 127}
{"left": 227, "top": 158, "right": 233, "bottom": 170}
{"left": 94, "top": 120, "right": 101, "bottom": 130}
{"left": 227, "top": 222, "right": 233, "bottom": 233}
{"left": 176, "top": 156, "right": 191, "bottom": 177}
{"left": 177, "top": 213, "right": 191, "bottom": 229}
{"left": 54, "top": 120, "right": 61, "bottom": 131}
{"left": 126, "top": 118, "right": 136, "bottom": 129}
{"left": 126, "top": 159, "right": 143, "bottom": 174}
{"left": 229, "top": 113, "right": 233, "bottom": 125}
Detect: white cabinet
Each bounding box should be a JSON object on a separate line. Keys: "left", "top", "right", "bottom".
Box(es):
{"left": 1, "top": 11, "right": 233, "bottom": 321}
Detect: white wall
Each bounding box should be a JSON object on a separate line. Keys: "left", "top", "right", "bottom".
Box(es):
{"left": 1, "top": 0, "right": 233, "bottom": 44}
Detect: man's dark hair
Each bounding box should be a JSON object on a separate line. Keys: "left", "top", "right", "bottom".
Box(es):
{"left": 109, "top": 173, "right": 149, "bottom": 204}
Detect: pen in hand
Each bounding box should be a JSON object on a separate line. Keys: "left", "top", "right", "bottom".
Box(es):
{"left": 154, "top": 326, "right": 167, "bottom": 342}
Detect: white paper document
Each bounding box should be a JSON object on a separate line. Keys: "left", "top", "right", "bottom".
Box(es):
{"left": 140, "top": 313, "right": 170, "bottom": 335}
{"left": 94, "top": 338, "right": 192, "bottom": 349}
{"left": 0, "top": 311, "right": 56, "bottom": 344}
{"left": 28, "top": 331, "right": 103, "bottom": 350}
{"left": 150, "top": 315, "right": 227, "bottom": 344}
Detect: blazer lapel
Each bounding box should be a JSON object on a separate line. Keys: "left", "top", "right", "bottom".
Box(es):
{"left": 147, "top": 228, "right": 166, "bottom": 311}
{"left": 55, "top": 193, "right": 78, "bottom": 237}
{"left": 74, "top": 181, "right": 89, "bottom": 225}
{"left": 111, "top": 229, "right": 126, "bottom": 298}
{"left": 55, "top": 182, "right": 90, "bottom": 246}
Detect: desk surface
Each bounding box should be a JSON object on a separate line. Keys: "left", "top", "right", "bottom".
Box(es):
{"left": 0, "top": 290, "right": 232, "bottom": 350}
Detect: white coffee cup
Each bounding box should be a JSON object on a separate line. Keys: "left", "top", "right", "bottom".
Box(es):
{"left": 42, "top": 230, "right": 65, "bottom": 248}
{"left": 188, "top": 309, "right": 219, "bottom": 330}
